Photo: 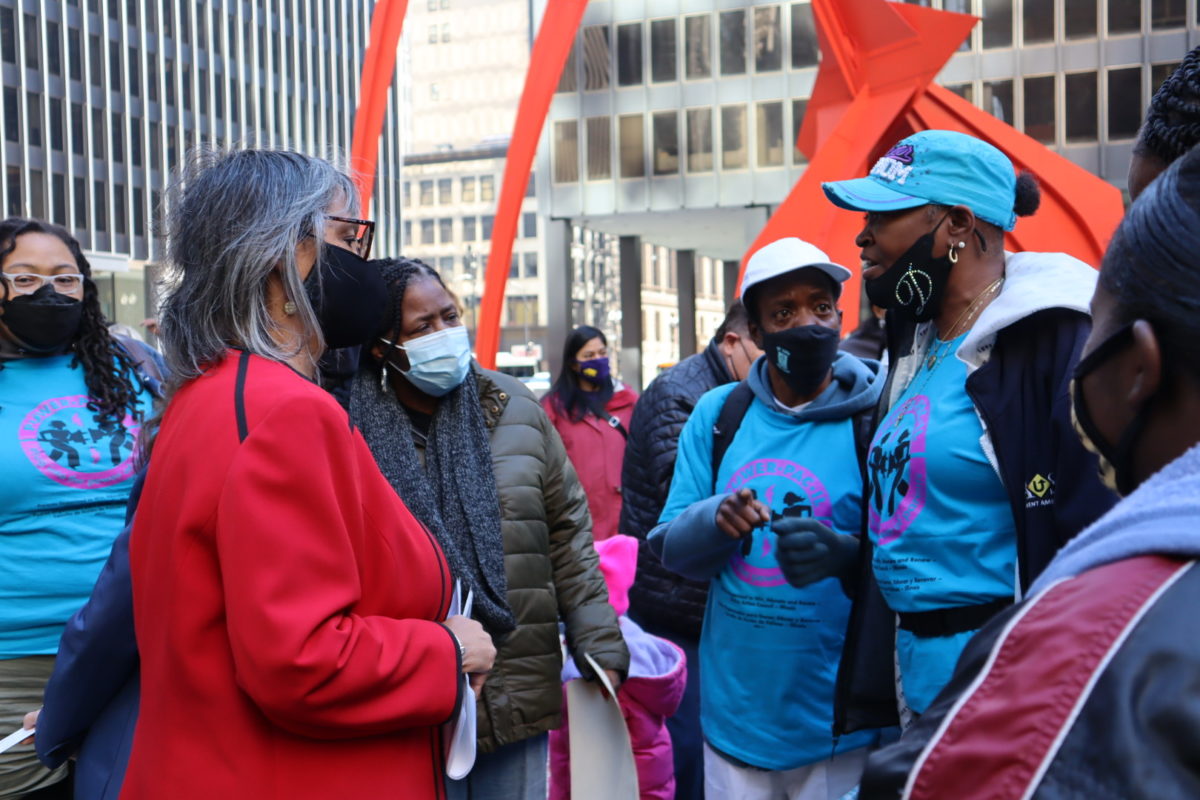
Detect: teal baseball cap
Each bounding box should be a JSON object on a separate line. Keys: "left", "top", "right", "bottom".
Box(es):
{"left": 822, "top": 130, "right": 1019, "bottom": 231}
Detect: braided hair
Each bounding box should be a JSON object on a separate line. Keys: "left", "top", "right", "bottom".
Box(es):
{"left": 1136, "top": 46, "right": 1200, "bottom": 165}
{"left": 370, "top": 257, "right": 450, "bottom": 370}
{"left": 0, "top": 218, "right": 144, "bottom": 426}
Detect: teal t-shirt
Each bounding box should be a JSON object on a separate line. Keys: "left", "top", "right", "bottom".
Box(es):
{"left": 865, "top": 335, "right": 1015, "bottom": 713}
{"left": 659, "top": 383, "right": 878, "bottom": 770}
{"left": 0, "top": 355, "right": 150, "bottom": 658}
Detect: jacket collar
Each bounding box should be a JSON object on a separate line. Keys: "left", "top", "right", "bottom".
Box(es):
{"left": 472, "top": 365, "right": 511, "bottom": 430}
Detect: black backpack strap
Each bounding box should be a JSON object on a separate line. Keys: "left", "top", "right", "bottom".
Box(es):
{"left": 851, "top": 405, "right": 876, "bottom": 468}
{"left": 711, "top": 380, "right": 755, "bottom": 493}
{"left": 606, "top": 413, "right": 629, "bottom": 439}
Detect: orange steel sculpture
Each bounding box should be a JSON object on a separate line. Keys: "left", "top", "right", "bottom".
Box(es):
{"left": 350, "top": 0, "right": 410, "bottom": 216}
{"left": 743, "top": 0, "right": 1125, "bottom": 325}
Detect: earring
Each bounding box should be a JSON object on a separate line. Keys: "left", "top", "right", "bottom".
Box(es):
{"left": 948, "top": 245, "right": 958, "bottom": 264}
{"left": 380, "top": 362, "right": 390, "bottom": 392}
{"left": 283, "top": 300, "right": 297, "bottom": 316}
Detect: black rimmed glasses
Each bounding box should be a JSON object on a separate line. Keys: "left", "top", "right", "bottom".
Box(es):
{"left": 327, "top": 215, "right": 376, "bottom": 259}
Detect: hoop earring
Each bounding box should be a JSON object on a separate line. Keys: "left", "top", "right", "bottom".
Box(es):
{"left": 948, "top": 246, "right": 958, "bottom": 264}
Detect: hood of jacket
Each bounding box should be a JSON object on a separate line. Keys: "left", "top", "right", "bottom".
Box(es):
{"left": 1030, "top": 442, "right": 1200, "bottom": 595}
{"left": 747, "top": 351, "right": 883, "bottom": 423}
{"left": 562, "top": 617, "right": 687, "bottom": 717}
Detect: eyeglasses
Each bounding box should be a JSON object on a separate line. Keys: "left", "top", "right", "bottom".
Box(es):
{"left": 327, "top": 215, "right": 376, "bottom": 259}
{"left": 2, "top": 272, "right": 85, "bottom": 295}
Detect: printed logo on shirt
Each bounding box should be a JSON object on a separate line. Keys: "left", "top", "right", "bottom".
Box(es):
{"left": 723, "top": 459, "right": 832, "bottom": 587}
{"left": 19, "top": 395, "right": 140, "bottom": 490}
{"left": 1025, "top": 473, "right": 1055, "bottom": 508}
{"left": 867, "top": 395, "right": 930, "bottom": 545}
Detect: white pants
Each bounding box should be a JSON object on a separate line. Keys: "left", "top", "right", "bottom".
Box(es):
{"left": 703, "top": 743, "right": 870, "bottom": 800}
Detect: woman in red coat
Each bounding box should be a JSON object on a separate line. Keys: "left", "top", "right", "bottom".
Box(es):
{"left": 542, "top": 326, "right": 638, "bottom": 541}
{"left": 120, "top": 149, "right": 494, "bottom": 799}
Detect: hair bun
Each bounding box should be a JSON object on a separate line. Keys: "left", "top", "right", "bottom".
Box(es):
{"left": 1014, "top": 171, "right": 1041, "bottom": 217}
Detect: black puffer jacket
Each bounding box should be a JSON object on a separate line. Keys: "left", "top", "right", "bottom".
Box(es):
{"left": 620, "top": 340, "right": 733, "bottom": 639}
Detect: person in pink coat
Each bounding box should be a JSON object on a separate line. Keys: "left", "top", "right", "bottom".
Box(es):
{"left": 550, "top": 535, "right": 688, "bottom": 799}
{"left": 542, "top": 326, "right": 638, "bottom": 541}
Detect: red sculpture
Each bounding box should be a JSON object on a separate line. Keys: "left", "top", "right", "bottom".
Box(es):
{"left": 745, "top": 0, "right": 1125, "bottom": 325}
{"left": 350, "top": 0, "right": 410, "bottom": 216}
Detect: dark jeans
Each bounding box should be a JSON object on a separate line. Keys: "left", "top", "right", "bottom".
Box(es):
{"left": 632, "top": 615, "right": 704, "bottom": 800}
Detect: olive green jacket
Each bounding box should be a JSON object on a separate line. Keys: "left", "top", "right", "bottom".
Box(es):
{"left": 467, "top": 367, "right": 628, "bottom": 753}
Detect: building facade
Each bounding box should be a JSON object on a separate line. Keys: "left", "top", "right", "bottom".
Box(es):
{"left": 0, "top": 0, "right": 404, "bottom": 331}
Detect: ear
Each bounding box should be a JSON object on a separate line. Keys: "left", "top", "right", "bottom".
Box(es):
{"left": 1127, "top": 319, "right": 1163, "bottom": 407}
{"left": 719, "top": 331, "right": 739, "bottom": 355}
{"left": 945, "top": 205, "right": 978, "bottom": 249}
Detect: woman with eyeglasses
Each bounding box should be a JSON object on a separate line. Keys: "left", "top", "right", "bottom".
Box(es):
{"left": 0, "top": 218, "right": 156, "bottom": 799}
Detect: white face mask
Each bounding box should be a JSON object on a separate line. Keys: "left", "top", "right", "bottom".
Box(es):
{"left": 380, "top": 325, "right": 472, "bottom": 397}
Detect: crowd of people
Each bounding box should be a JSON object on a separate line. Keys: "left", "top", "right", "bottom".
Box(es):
{"left": 3, "top": 46, "right": 1200, "bottom": 800}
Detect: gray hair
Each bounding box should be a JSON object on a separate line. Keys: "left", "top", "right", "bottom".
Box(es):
{"left": 157, "top": 148, "right": 358, "bottom": 384}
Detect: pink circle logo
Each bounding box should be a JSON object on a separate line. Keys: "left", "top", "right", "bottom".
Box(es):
{"left": 867, "top": 395, "right": 930, "bottom": 546}
{"left": 723, "top": 459, "right": 832, "bottom": 587}
{"left": 18, "top": 395, "right": 141, "bottom": 489}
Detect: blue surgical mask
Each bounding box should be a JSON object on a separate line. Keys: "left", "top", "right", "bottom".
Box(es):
{"left": 381, "top": 325, "right": 472, "bottom": 397}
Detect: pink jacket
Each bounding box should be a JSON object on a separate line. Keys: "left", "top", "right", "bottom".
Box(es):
{"left": 549, "top": 537, "right": 688, "bottom": 799}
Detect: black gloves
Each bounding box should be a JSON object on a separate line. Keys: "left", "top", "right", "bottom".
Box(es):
{"left": 773, "top": 517, "right": 860, "bottom": 593}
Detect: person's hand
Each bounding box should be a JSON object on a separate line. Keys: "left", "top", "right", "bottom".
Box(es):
{"left": 468, "top": 672, "right": 488, "bottom": 699}
{"left": 773, "top": 517, "right": 859, "bottom": 588}
{"left": 716, "top": 489, "right": 771, "bottom": 542}
{"left": 20, "top": 709, "right": 38, "bottom": 745}
{"left": 600, "top": 669, "right": 623, "bottom": 701}
{"left": 443, "top": 616, "right": 496, "bottom": 675}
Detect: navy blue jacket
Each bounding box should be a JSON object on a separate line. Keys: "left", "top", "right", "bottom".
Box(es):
{"left": 835, "top": 307, "right": 1118, "bottom": 735}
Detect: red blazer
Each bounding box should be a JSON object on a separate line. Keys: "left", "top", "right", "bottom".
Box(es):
{"left": 122, "top": 352, "right": 460, "bottom": 800}
{"left": 542, "top": 386, "right": 638, "bottom": 541}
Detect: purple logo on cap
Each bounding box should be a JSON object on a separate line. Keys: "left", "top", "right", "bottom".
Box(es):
{"left": 885, "top": 144, "right": 914, "bottom": 165}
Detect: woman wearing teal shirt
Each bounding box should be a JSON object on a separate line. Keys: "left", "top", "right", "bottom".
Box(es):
{"left": 0, "top": 219, "right": 154, "bottom": 798}
{"left": 813, "top": 131, "right": 1116, "bottom": 729}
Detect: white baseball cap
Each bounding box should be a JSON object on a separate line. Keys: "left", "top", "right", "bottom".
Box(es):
{"left": 740, "top": 238, "right": 853, "bottom": 302}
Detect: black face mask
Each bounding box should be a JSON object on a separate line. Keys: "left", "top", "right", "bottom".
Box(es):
{"left": 1, "top": 283, "right": 84, "bottom": 355}
{"left": 761, "top": 324, "right": 840, "bottom": 398}
{"left": 865, "top": 215, "right": 952, "bottom": 323}
{"left": 1070, "top": 323, "right": 1146, "bottom": 497}
{"left": 303, "top": 243, "right": 388, "bottom": 349}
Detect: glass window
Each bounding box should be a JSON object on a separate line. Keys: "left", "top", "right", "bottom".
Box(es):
{"left": 1108, "top": 0, "right": 1140, "bottom": 34}
{"left": 419, "top": 180, "right": 434, "bottom": 205}
{"left": 524, "top": 252, "right": 538, "bottom": 278}
{"left": 420, "top": 219, "right": 435, "bottom": 245}
{"left": 1023, "top": 0, "right": 1054, "bottom": 44}
{"left": 109, "top": 41, "right": 121, "bottom": 91}
{"left": 47, "top": 21, "right": 61, "bottom": 76}
{"left": 1023, "top": 75, "right": 1055, "bottom": 144}
{"left": 587, "top": 117, "right": 611, "bottom": 180}
{"left": 461, "top": 177, "right": 476, "bottom": 202}
{"left": 26, "top": 91, "right": 41, "bottom": 147}
{"left": 23, "top": 14, "right": 37, "bottom": 70}
{"left": 793, "top": 98, "right": 808, "bottom": 163}
{"left": 30, "top": 170, "right": 45, "bottom": 221}
{"left": 652, "top": 112, "right": 679, "bottom": 175}
{"left": 114, "top": 184, "right": 126, "bottom": 237}
{"left": 73, "top": 176, "right": 86, "bottom": 230}
{"left": 526, "top": 175, "right": 536, "bottom": 197}
{"left": 685, "top": 15, "right": 711, "bottom": 79}
{"left": 128, "top": 47, "right": 140, "bottom": 96}
{"left": 71, "top": 102, "right": 84, "bottom": 155}
{"left": 617, "top": 23, "right": 643, "bottom": 86}
{"left": 1108, "top": 67, "right": 1142, "bottom": 139}
{"left": 1152, "top": 0, "right": 1185, "bottom": 29}
{"left": 650, "top": 19, "right": 676, "bottom": 83}
{"left": 506, "top": 295, "right": 538, "bottom": 326}
{"left": 554, "top": 120, "right": 579, "bottom": 183}
{"left": 618, "top": 114, "right": 645, "bottom": 178}
{"left": 983, "top": 79, "right": 1014, "bottom": 124}
{"left": 790, "top": 3, "right": 819, "bottom": 68}
{"left": 428, "top": 25, "right": 437, "bottom": 44}
{"left": 557, "top": 41, "right": 578, "bottom": 93}
{"left": 0, "top": 9, "right": 13, "bottom": 64}
{"left": 754, "top": 7, "right": 782, "bottom": 72}
{"left": 582, "top": 26, "right": 610, "bottom": 91}
{"left": 523, "top": 213, "right": 537, "bottom": 238}
{"left": 94, "top": 181, "right": 107, "bottom": 232}
{"left": 438, "top": 257, "right": 454, "bottom": 277}
{"left": 439, "top": 218, "right": 453, "bottom": 243}
{"left": 982, "top": 0, "right": 1012, "bottom": 49}
{"left": 441, "top": 23, "right": 450, "bottom": 43}
{"left": 1065, "top": 72, "right": 1098, "bottom": 142}
{"left": 482, "top": 215, "right": 494, "bottom": 240}
{"left": 756, "top": 102, "right": 784, "bottom": 167}
{"left": 131, "top": 120, "right": 142, "bottom": 167}
{"left": 719, "top": 11, "right": 746, "bottom": 76}
{"left": 2, "top": 88, "right": 17, "bottom": 142}
{"left": 463, "top": 217, "right": 477, "bottom": 241}
{"left": 944, "top": 82, "right": 975, "bottom": 103}
{"left": 133, "top": 189, "right": 144, "bottom": 237}
{"left": 438, "top": 178, "right": 452, "bottom": 204}
{"left": 5, "top": 166, "right": 19, "bottom": 218}
{"left": 49, "top": 97, "right": 64, "bottom": 151}
{"left": 722, "top": 105, "right": 748, "bottom": 169}
{"left": 686, "top": 108, "right": 713, "bottom": 173}
{"left": 52, "top": 173, "right": 67, "bottom": 226}
{"left": 480, "top": 175, "right": 495, "bottom": 201}
{"left": 1070, "top": 0, "right": 1099, "bottom": 37}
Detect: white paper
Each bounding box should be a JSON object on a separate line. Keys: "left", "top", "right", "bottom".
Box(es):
{"left": 443, "top": 580, "right": 477, "bottom": 780}
{"left": 0, "top": 727, "right": 34, "bottom": 755}
{"left": 566, "top": 659, "right": 638, "bottom": 800}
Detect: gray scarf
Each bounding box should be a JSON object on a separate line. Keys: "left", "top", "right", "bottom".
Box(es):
{"left": 349, "top": 367, "right": 515, "bottom": 634}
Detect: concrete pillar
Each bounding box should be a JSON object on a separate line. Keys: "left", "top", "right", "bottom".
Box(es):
{"left": 676, "top": 249, "right": 697, "bottom": 359}
{"left": 618, "top": 235, "right": 643, "bottom": 390}
{"left": 723, "top": 259, "right": 741, "bottom": 308}
{"left": 545, "top": 218, "right": 574, "bottom": 380}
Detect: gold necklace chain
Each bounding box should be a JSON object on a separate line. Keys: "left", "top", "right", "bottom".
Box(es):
{"left": 920, "top": 277, "right": 1005, "bottom": 376}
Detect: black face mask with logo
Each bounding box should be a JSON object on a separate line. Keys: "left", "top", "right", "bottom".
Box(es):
{"left": 865, "top": 215, "right": 953, "bottom": 324}
{"left": 761, "top": 324, "right": 840, "bottom": 398}
{"left": 303, "top": 243, "right": 388, "bottom": 349}
{"left": 1, "top": 284, "right": 84, "bottom": 355}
